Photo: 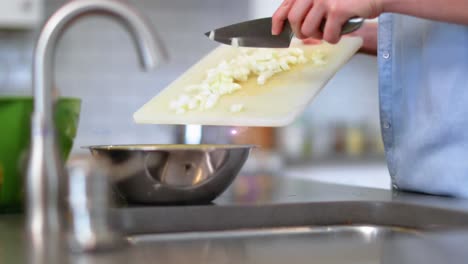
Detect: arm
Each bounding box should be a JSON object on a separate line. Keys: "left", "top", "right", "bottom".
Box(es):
{"left": 272, "top": 0, "right": 468, "bottom": 44}
{"left": 349, "top": 22, "right": 378, "bottom": 55}
{"left": 384, "top": 0, "right": 468, "bottom": 25}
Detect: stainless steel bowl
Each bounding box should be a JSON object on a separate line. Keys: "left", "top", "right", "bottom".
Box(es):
{"left": 86, "top": 144, "right": 253, "bottom": 205}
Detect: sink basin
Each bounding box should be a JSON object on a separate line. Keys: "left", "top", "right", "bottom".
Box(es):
{"left": 109, "top": 201, "right": 468, "bottom": 264}
{"left": 124, "top": 225, "right": 468, "bottom": 264}
{"left": 2, "top": 199, "right": 468, "bottom": 264}
{"left": 127, "top": 225, "right": 419, "bottom": 264}
{"left": 114, "top": 201, "right": 468, "bottom": 235}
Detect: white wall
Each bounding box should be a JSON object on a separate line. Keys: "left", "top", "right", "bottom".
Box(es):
{"left": 249, "top": 0, "right": 283, "bottom": 18}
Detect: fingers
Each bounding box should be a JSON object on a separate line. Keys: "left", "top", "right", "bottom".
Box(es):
{"left": 323, "top": 20, "right": 342, "bottom": 44}
{"left": 288, "top": 0, "right": 314, "bottom": 39}
{"left": 302, "top": 38, "right": 322, "bottom": 45}
{"left": 323, "top": 11, "right": 348, "bottom": 44}
{"left": 272, "top": 0, "right": 296, "bottom": 35}
{"left": 301, "top": 4, "right": 325, "bottom": 39}
{"left": 272, "top": 0, "right": 354, "bottom": 44}
{"left": 302, "top": 1, "right": 349, "bottom": 44}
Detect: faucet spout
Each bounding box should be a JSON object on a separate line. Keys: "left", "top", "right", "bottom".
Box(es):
{"left": 33, "top": 0, "right": 166, "bottom": 116}
{"left": 26, "top": 0, "right": 166, "bottom": 259}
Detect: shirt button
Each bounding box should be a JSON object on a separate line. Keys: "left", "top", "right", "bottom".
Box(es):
{"left": 383, "top": 121, "right": 391, "bottom": 129}
{"left": 382, "top": 51, "right": 390, "bottom": 59}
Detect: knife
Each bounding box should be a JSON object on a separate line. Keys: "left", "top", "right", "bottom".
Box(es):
{"left": 205, "top": 17, "right": 364, "bottom": 48}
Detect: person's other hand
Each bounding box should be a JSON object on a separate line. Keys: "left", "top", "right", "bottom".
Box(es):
{"left": 272, "top": 0, "right": 383, "bottom": 44}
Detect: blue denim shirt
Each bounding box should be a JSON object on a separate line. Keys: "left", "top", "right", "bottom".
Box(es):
{"left": 378, "top": 14, "right": 468, "bottom": 197}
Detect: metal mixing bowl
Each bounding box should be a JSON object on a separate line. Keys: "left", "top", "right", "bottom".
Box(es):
{"left": 86, "top": 144, "right": 253, "bottom": 205}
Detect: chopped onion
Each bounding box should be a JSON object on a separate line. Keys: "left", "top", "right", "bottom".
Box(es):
{"left": 231, "top": 37, "right": 239, "bottom": 47}
{"left": 230, "top": 104, "right": 244, "bottom": 113}
{"left": 169, "top": 47, "right": 328, "bottom": 114}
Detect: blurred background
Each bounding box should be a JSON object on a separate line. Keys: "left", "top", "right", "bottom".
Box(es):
{"left": 0, "top": 0, "right": 390, "bottom": 191}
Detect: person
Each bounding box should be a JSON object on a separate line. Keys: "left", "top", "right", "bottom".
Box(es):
{"left": 271, "top": 0, "right": 468, "bottom": 197}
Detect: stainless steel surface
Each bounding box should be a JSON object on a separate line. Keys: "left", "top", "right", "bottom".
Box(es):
{"left": 86, "top": 144, "right": 253, "bottom": 204}
{"left": 205, "top": 17, "right": 293, "bottom": 48}
{"left": 3, "top": 188, "right": 468, "bottom": 263}
{"left": 3, "top": 177, "right": 468, "bottom": 263}
{"left": 67, "top": 158, "right": 122, "bottom": 252}
{"left": 205, "top": 17, "right": 364, "bottom": 48}
{"left": 129, "top": 225, "right": 418, "bottom": 264}
{"left": 114, "top": 201, "right": 468, "bottom": 235}
{"left": 26, "top": 0, "right": 166, "bottom": 263}
{"left": 175, "top": 125, "right": 203, "bottom": 144}
{"left": 124, "top": 225, "right": 465, "bottom": 264}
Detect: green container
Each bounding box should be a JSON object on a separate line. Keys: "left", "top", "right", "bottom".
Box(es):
{"left": 0, "top": 97, "right": 81, "bottom": 213}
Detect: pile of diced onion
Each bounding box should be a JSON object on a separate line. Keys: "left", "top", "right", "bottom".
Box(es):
{"left": 169, "top": 47, "right": 327, "bottom": 114}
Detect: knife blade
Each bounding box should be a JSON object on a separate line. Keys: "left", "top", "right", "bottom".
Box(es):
{"left": 205, "top": 17, "right": 364, "bottom": 48}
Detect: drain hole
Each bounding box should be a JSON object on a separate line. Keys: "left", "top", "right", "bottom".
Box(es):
{"left": 184, "top": 163, "right": 192, "bottom": 172}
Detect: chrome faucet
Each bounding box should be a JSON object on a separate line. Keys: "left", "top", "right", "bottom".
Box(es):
{"left": 26, "top": 0, "right": 166, "bottom": 260}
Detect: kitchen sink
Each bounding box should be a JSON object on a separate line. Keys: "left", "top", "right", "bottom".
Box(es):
{"left": 127, "top": 225, "right": 422, "bottom": 264}
{"left": 109, "top": 201, "right": 468, "bottom": 264}
{"left": 115, "top": 201, "right": 468, "bottom": 235}
{"left": 2, "top": 199, "right": 468, "bottom": 264}
{"left": 4, "top": 176, "right": 468, "bottom": 264}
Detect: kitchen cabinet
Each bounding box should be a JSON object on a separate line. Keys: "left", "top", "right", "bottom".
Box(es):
{"left": 0, "top": 0, "right": 43, "bottom": 28}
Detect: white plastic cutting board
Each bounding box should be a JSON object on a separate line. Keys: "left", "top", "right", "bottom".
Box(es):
{"left": 134, "top": 37, "right": 363, "bottom": 127}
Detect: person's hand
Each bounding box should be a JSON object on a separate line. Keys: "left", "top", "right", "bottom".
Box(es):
{"left": 302, "top": 38, "right": 322, "bottom": 45}
{"left": 272, "top": 0, "right": 384, "bottom": 44}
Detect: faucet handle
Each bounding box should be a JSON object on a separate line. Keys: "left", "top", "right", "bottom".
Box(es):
{"left": 67, "top": 155, "right": 123, "bottom": 252}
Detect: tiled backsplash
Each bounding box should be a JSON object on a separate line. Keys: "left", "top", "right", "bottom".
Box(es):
{"left": 0, "top": 30, "right": 35, "bottom": 94}
{"left": 0, "top": 0, "right": 379, "bottom": 156}
{"left": 1, "top": 0, "right": 250, "bottom": 153}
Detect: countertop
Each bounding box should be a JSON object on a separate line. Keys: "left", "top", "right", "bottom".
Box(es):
{"left": 283, "top": 162, "right": 391, "bottom": 190}
{"left": 2, "top": 173, "right": 468, "bottom": 264}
